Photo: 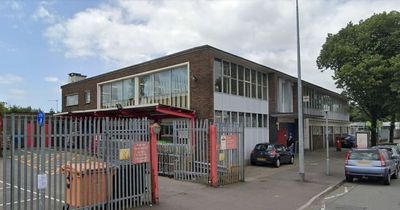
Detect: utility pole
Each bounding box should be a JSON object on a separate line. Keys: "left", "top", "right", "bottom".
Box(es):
{"left": 325, "top": 110, "right": 330, "bottom": 175}
{"left": 296, "top": 0, "right": 305, "bottom": 182}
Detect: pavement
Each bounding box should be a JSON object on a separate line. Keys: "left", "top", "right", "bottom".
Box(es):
{"left": 139, "top": 147, "right": 349, "bottom": 210}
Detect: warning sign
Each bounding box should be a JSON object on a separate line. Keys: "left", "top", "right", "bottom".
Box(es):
{"left": 119, "top": 149, "right": 130, "bottom": 160}
{"left": 132, "top": 142, "right": 150, "bottom": 164}
{"left": 225, "top": 135, "right": 238, "bottom": 150}
{"left": 220, "top": 135, "right": 238, "bottom": 150}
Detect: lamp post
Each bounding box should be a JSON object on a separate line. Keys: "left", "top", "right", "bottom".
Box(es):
{"left": 150, "top": 122, "right": 161, "bottom": 204}
{"left": 324, "top": 104, "right": 330, "bottom": 176}
{"left": 296, "top": 0, "right": 305, "bottom": 182}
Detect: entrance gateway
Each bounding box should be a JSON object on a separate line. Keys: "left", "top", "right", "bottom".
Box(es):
{"left": 1, "top": 114, "right": 245, "bottom": 210}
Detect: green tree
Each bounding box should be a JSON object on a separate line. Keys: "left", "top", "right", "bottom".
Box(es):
{"left": 317, "top": 11, "right": 400, "bottom": 146}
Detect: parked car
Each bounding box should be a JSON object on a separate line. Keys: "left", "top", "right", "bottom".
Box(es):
{"left": 379, "top": 143, "right": 400, "bottom": 154}
{"left": 344, "top": 148, "right": 398, "bottom": 185}
{"left": 372, "top": 145, "right": 400, "bottom": 170}
{"left": 341, "top": 135, "right": 357, "bottom": 148}
{"left": 250, "top": 143, "right": 294, "bottom": 167}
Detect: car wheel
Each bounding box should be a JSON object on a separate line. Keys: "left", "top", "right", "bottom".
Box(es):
{"left": 392, "top": 169, "right": 399, "bottom": 179}
{"left": 275, "top": 158, "right": 280, "bottom": 168}
{"left": 289, "top": 156, "right": 294, "bottom": 164}
{"left": 250, "top": 159, "right": 256, "bottom": 166}
{"left": 346, "top": 175, "right": 353, "bottom": 182}
{"left": 384, "top": 172, "right": 391, "bottom": 185}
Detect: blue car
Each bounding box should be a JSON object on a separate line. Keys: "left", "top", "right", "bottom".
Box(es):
{"left": 345, "top": 148, "right": 398, "bottom": 185}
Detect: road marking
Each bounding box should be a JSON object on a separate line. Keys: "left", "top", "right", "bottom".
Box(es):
{"left": 324, "top": 186, "right": 350, "bottom": 200}
{"left": 0, "top": 179, "right": 65, "bottom": 205}
{"left": 297, "top": 185, "right": 333, "bottom": 210}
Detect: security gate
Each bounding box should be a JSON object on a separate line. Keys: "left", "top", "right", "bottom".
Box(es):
{"left": 1, "top": 115, "right": 152, "bottom": 210}
{"left": 157, "top": 120, "right": 244, "bottom": 186}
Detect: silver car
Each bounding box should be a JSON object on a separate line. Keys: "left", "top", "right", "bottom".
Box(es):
{"left": 345, "top": 148, "right": 398, "bottom": 185}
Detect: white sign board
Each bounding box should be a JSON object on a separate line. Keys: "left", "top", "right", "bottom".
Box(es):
{"left": 356, "top": 132, "right": 369, "bottom": 148}
{"left": 220, "top": 135, "right": 227, "bottom": 150}
{"left": 37, "top": 174, "right": 47, "bottom": 190}
{"left": 303, "top": 96, "right": 310, "bottom": 102}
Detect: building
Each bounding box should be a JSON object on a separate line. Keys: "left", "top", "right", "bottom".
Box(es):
{"left": 60, "top": 45, "right": 349, "bottom": 160}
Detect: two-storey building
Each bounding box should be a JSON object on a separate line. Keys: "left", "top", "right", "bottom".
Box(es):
{"left": 60, "top": 45, "right": 349, "bottom": 161}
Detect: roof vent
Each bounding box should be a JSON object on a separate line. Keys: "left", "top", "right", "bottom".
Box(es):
{"left": 68, "top": 73, "right": 87, "bottom": 83}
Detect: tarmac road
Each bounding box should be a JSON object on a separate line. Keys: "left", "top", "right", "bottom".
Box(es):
{"left": 310, "top": 178, "right": 400, "bottom": 210}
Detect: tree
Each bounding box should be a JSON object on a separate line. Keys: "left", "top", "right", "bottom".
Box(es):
{"left": 317, "top": 11, "right": 400, "bottom": 146}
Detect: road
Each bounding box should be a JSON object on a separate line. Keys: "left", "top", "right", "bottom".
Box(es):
{"left": 309, "top": 178, "right": 400, "bottom": 210}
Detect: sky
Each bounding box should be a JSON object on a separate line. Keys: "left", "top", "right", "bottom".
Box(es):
{"left": 0, "top": 0, "right": 399, "bottom": 112}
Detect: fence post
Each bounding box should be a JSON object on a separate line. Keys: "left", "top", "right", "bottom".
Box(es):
{"left": 150, "top": 124, "right": 160, "bottom": 204}
{"left": 209, "top": 124, "right": 218, "bottom": 187}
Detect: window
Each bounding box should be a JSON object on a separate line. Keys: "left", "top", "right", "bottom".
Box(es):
{"left": 238, "top": 66, "right": 244, "bottom": 96}
{"left": 257, "top": 72, "right": 262, "bottom": 99}
{"left": 101, "top": 83, "right": 111, "bottom": 107}
{"left": 123, "top": 79, "right": 135, "bottom": 102}
{"left": 245, "top": 68, "right": 251, "bottom": 97}
{"left": 246, "top": 113, "right": 251, "bottom": 127}
{"left": 251, "top": 70, "right": 257, "bottom": 98}
{"left": 231, "top": 63, "right": 237, "bottom": 95}
{"left": 223, "top": 61, "right": 230, "bottom": 94}
{"left": 84, "top": 91, "right": 91, "bottom": 104}
{"left": 239, "top": 112, "right": 244, "bottom": 127}
{"left": 154, "top": 70, "right": 171, "bottom": 98}
{"left": 262, "top": 74, "right": 268, "bottom": 100}
{"left": 252, "top": 113, "right": 257, "bottom": 127}
{"left": 66, "top": 94, "right": 78, "bottom": 106}
{"left": 112, "top": 81, "right": 123, "bottom": 103}
{"left": 214, "top": 59, "right": 222, "bottom": 92}
{"left": 215, "top": 110, "right": 222, "bottom": 124}
{"left": 258, "top": 114, "right": 263, "bottom": 127}
{"left": 232, "top": 112, "right": 238, "bottom": 124}
{"left": 263, "top": 114, "right": 268, "bottom": 128}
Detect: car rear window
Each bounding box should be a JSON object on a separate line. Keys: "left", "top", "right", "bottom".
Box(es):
{"left": 255, "top": 144, "right": 274, "bottom": 151}
{"left": 349, "top": 151, "right": 380, "bottom": 160}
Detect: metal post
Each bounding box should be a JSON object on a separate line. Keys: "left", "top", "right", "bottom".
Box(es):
{"left": 296, "top": 0, "right": 305, "bottom": 181}
{"left": 209, "top": 125, "right": 218, "bottom": 187}
{"left": 150, "top": 125, "right": 159, "bottom": 204}
{"left": 325, "top": 111, "right": 330, "bottom": 175}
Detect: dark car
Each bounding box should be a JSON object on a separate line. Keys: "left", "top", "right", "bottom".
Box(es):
{"left": 379, "top": 143, "right": 400, "bottom": 154}
{"left": 250, "top": 143, "right": 294, "bottom": 167}
{"left": 345, "top": 148, "right": 398, "bottom": 185}
{"left": 341, "top": 135, "right": 357, "bottom": 148}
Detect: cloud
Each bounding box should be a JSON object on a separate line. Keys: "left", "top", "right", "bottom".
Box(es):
{"left": 32, "top": 2, "right": 58, "bottom": 23}
{"left": 0, "top": 74, "right": 23, "bottom": 85}
{"left": 8, "top": 89, "right": 26, "bottom": 100}
{"left": 44, "top": 0, "right": 400, "bottom": 93}
{"left": 44, "top": 76, "right": 60, "bottom": 83}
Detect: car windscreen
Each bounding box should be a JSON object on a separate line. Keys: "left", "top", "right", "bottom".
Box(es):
{"left": 349, "top": 151, "right": 380, "bottom": 160}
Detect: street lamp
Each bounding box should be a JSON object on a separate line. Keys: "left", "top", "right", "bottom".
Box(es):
{"left": 323, "top": 104, "right": 330, "bottom": 176}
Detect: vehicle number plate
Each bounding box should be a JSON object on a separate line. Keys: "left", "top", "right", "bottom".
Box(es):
{"left": 257, "top": 158, "right": 266, "bottom": 162}
{"left": 357, "top": 160, "right": 372, "bottom": 166}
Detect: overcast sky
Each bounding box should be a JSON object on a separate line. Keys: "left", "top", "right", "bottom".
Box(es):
{"left": 1, "top": 0, "right": 399, "bottom": 112}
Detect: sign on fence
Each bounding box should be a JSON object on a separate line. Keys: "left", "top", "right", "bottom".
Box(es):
{"left": 220, "top": 135, "right": 238, "bottom": 150}
{"left": 132, "top": 142, "right": 150, "bottom": 164}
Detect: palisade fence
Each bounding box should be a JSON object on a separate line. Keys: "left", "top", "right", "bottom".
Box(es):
{"left": 157, "top": 120, "right": 244, "bottom": 186}
{"left": 1, "top": 114, "right": 152, "bottom": 210}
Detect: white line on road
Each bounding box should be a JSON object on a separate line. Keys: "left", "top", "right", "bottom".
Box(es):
{"left": 324, "top": 186, "right": 350, "bottom": 200}
{"left": 297, "top": 185, "right": 333, "bottom": 210}
{"left": 0, "top": 179, "right": 65, "bottom": 206}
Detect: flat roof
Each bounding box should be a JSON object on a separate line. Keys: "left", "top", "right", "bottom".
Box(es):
{"left": 61, "top": 45, "right": 345, "bottom": 100}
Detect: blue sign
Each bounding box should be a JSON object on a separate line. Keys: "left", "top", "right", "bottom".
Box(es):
{"left": 37, "top": 111, "right": 45, "bottom": 126}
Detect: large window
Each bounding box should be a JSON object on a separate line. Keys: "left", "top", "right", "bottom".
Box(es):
{"left": 101, "top": 64, "right": 188, "bottom": 109}
{"left": 66, "top": 94, "right": 78, "bottom": 106}
{"left": 213, "top": 58, "right": 268, "bottom": 100}
{"left": 84, "top": 90, "right": 91, "bottom": 104}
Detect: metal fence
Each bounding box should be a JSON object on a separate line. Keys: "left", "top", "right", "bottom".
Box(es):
{"left": 215, "top": 123, "right": 245, "bottom": 185}
{"left": 157, "top": 120, "right": 244, "bottom": 186}
{"left": 1, "top": 114, "right": 152, "bottom": 210}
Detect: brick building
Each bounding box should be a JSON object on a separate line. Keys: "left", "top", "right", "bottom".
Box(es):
{"left": 60, "top": 45, "right": 349, "bottom": 159}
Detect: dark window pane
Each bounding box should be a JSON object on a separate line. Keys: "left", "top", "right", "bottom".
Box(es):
{"left": 231, "top": 63, "right": 237, "bottom": 79}
{"left": 238, "top": 66, "right": 244, "bottom": 80}
{"left": 251, "top": 70, "right": 256, "bottom": 83}
{"left": 263, "top": 86, "right": 268, "bottom": 100}
{"left": 263, "top": 114, "right": 268, "bottom": 127}
{"left": 232, "top": 112, "right": 238, "bottom": 124}
{"left": 239, "top": 112, "right": 244, "bottom": 127}
{"left": 258, "top": 85, "right": 262, "bottom": 99}
{"left": 246, "top": 113, "right": 251, "bottom": 127}
{"left": 238, "top": 81, "right": 244, "bottom": 96}
{"left": 231, "top": 79, "right": 237, "bottom": 95}
{"left": 252, "top": 113, "right": 257, "bottom": 127}
{"left": 245, "top": 83, "right": 251, "bottom": 97}
{"left": 214, "top": 59, "right": 222, "bottom": 92}
{"left": 223, "top": 61, "right": 230, "bottom": 76}
{"left": 251, "top": 84, "right": 256, "bottom": 98}
{"left": 258, "top": 114, "right": 263, "bottom": 127}
{"left": 257, "top": 72, "right": 262, "bottom": 85}
{"left": 223, "top": 77, "right": 230, "bottom": 94}
{"left": 263, "top": 73, "right": 267, "bottom": 87}
{"left": 245, "top": 68, "right": 250, "bottom": 81}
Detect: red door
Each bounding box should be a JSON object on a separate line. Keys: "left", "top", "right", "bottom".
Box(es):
{"left": 277, "top": 129, "right": 286, "bottom": 146}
